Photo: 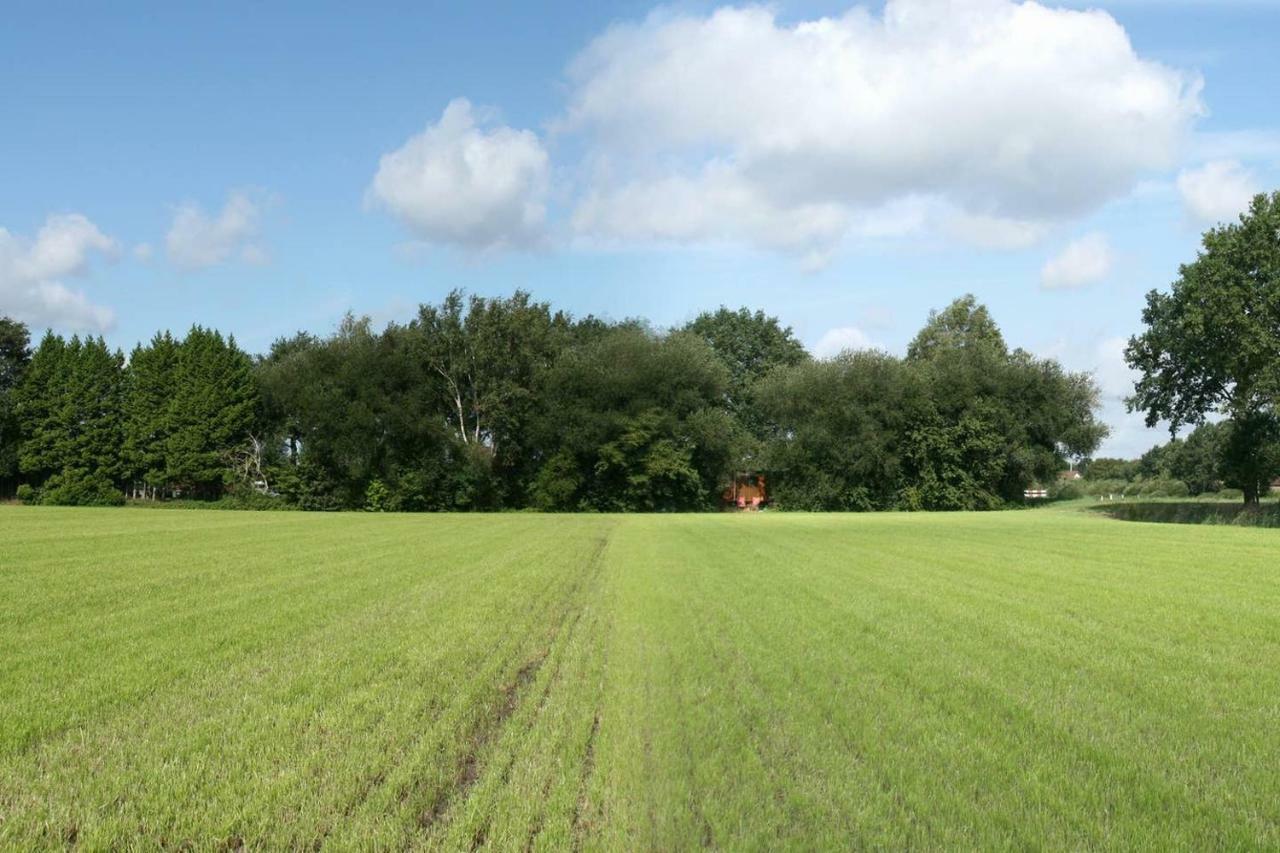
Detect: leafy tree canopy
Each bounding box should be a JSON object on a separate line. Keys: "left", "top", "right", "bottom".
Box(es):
{"left": 906, "top": 294, "right": 1007, "bottom": 362}
{"left": 1127, "top": 192, "right": 1280, "bottom": 502}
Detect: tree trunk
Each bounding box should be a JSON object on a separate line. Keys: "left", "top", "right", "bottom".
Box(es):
{"left": 1244, "top": 482, "right": 1260, "bottom": 506}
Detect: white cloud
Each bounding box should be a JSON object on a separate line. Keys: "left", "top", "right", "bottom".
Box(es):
{"left": 859, "top": 305, "right": 895, "bottom": 331}
{"left": 1189, "top": 130, "right": 1280, "bottom": 164}
{"left": 1176, "top": 160, "right": 1258, "bottom": 224}
{"left": 812, "top": 326, "right": 876, "bottom": 358}
{"left": 368, "top": 98, "right": 549, "bottom": 251}
{"left": 133, "top": 243, "right": 154, "bottom": 262}
{"left": 562, "top": 1, "right": 1202, "bottom": 262}
{"left": 0, "top": 214, "right": 117, "bottom": 331}
{"left": 166, "top": 190, "right": 268, "bottom": 270}
{"left": 1092, "top": 335, "right": 1137, "bottom": 402}
{"left": 946, "top": 213, "right": 1048, "bottom": 250}
{"left": 1040, "top": 232, "right": 1114, "bottom": 290}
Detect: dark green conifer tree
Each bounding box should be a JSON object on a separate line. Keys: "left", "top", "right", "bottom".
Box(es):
{"left": 14, "top": 333, "right": 125, "bottom": 504}
{"left": 123, "top": 332, "right": 180, "bottom": 498}
{"left": 165, "top": 327, "right": 258, "bottom": 497}
{"left": 0, "top": 317, "right": 32, "bottom": 492}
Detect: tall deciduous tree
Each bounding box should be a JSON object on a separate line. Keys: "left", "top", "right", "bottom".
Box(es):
{"left": 1126, "top": 191, "right": 1280, "bottom": 504}
{"left": 906, "top": 294, "right": 1007, "bottom": 362}
{"left": 257, "top": 317, "right": 466, "bottom": 510}
{"left": 756, "top": 350, "right": 919, "bottom": 511}
{"left": 683, "top": 307, "right": 809, "bottom": 429}
{"left": 410, "top": 290, "right": 571, "bottom": 504}
{"left": 532, "top": 326, "right": 733, "bottom": 511}
{"left": 760, "top": 296, "right": 1106, "bottom": 511}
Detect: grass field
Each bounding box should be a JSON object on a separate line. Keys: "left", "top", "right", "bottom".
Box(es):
{"left": 3, "top": 507, "right": 1280, "bottom": 849}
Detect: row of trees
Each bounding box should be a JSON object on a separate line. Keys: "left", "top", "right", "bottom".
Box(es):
{"left": 756, "top": 297, "right": 1104, "bottom": 510}
{"left": 1081, "top": 418, "right": 1280, "bottom": 501}
{"left": 0, "top": 326, "right": 257, "bottom": 505}
{"left": 5, "top": 192, "right": 1275, "bottom": 510}
{"left": 0, "top": 293, "right": 1107, "bottom": 511}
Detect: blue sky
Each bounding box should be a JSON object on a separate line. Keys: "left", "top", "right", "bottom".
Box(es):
{"left": 2, "top": 0, "right": 1278, "bottom": 456}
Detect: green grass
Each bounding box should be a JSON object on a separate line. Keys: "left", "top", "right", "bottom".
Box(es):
{"left": 2, "top": 507, "right": 1279, "bottom": 848}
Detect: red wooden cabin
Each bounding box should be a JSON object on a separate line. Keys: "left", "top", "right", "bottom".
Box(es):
{"left": 723, "top": 473, "right": 767, "bottom": 510}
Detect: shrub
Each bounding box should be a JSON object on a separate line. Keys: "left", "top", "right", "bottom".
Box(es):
{"left": 1083, "top": 478, "right": 1127, "bottom": 497}
{"left": 1139, "top": 478, "right": 1190, "bottom": 498}
{"left": 219, "top": 486, "right": 293, "bottom": 511}
{"left": 124, "top": 492, "right": 294, "bottom": 511}
{"left": 364, "top": 479, "right": 392, "bottom": 512}
{"left": 15, "top": 484, "right": 38, "bottom": 505}
{"left": 39, "top": 468, "right": 124, "bottom": 507}
{"left": 1094, "top": 501, "right": 1280, "bottom": 527}
{"left": 1050, "top": 481, "right": 1085, "bottom": 501}
{"left": 275, "top": 462, "right": 343, "bottom": 511}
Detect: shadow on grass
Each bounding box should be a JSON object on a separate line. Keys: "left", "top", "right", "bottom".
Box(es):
{"left": 1089, "top": 501, "right": 1280, "bottom": 528}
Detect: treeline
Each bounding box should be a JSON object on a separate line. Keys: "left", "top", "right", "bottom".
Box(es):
{"left": 1079, "top": 419, "right": 1279, "bottom": 502}
{"left": 0, "top": 293, "right": 1106, "bottom": 512}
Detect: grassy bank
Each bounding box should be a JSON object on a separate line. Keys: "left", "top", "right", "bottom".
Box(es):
{"left": 1089, "top": 500, "right": 1280, "bottom": 527}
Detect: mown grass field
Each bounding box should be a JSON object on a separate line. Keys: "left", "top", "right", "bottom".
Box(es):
{"left": 2, "top": 507, "right": 1279, "bottom": 849}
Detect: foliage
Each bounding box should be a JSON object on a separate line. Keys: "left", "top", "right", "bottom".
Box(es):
{"left": 1094, "top": 501, "right": 1280, "bottom": 527}
{"left": 1127, "top": 192, "right": 1280, "bottom": 503}
{"left": 1082, "top": 478, "right": 1130, "bottom": 497}
{"left": 364, "top": 478, "right": 392, "bottom": 512}
{"left": 1082, "top": 457, "right": 1137, "bottom": 481}
{"left": 758, "top": 297, "right": 1106, "bottom": 511}
{"left": 2, "top": 292, "right": 1108, "bottom": 513}
{"left": 409, "top": 291, "right": 571, "bottom": 504}
{"left": 1049, "top": 480, "right": 1086, "bottom": 501}
{"left": 38, "top": 467, "right": 125, "bottom": 506}
{"left": 273, "top": 459, "right": 344, "bottom": 511}
{"left": 756, "top": 352, "right": 915, "bottom": 511}
{"left": 531, "top": 327, "right": 733, "bottom": 511}
{"left": 1127, "top": 418, "right": 1274, "bottom": 500}
{"left": 1167, "top": 421, "right": 1226, "bottom": 494}
{"left": 906, "top": 293, "right": 1007, "bottom": 361}
{"left": 121, "top": 492, "right": 295, "bottom": 511}
{"left": 1217, "top": 413, "right": 1280, "bottom": 502}
{"left": 1138, "top": 478, "right": 1190, "bottom": 498}
{"left": 165, "top": 327, "right": 258, "bottom": 498}
{"left": 683, "top": 306, "right": 808, "bottom": 444}
{"left": 0, "top": 317, "right": 31, "bottom": 487}
{"left": 122, "top": 332, "right": 180, "bottom": 496}
{"left": 257, "top": 316, "right": 454, "bottom": 510}
{"left": 14, "top": 333, "right": 125, "bottom": 490}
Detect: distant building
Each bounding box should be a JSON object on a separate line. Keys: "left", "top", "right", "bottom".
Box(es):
{"left": 723, "top": 473, "right": 767, "bottom": 510}
{"left": 1058, "top": 469, "right": 1082, "bottom": 481}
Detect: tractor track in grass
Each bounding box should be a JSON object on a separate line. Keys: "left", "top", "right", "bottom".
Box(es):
{"left": 568, "top": 710, "right": 602, "bottom": 852}
{"left": 314, "top": 539, "right": 582, "bottom": 848}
